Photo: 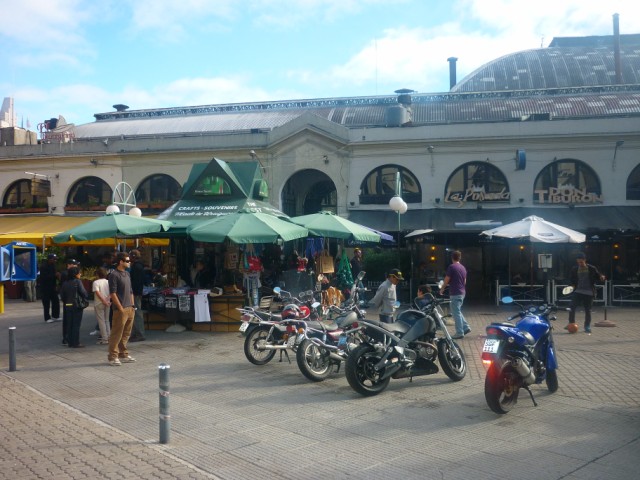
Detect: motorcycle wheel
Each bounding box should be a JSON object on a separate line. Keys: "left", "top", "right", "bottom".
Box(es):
{"left": 437, "top": 339, "right": 467, "bottom": 381}
{"left": 546, "top": 368, "right": 558, "bottom": 393}
{"left": 243, "top": 326, "right": 277, "bottom": 365}
{"left": 484, "top": 361, "right": 520, "bottom": 414}
{"left": 296, "top": 338, "right": 334, "bottom": 382}
{"left": 345, "top": 343, "right": 391, "bottom": 397}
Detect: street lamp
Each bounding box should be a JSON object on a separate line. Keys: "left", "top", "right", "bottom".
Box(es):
{"left": 389, "top": 171, "right": 408, "bottom": 251}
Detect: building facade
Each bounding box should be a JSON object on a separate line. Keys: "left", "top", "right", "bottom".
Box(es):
{"left": 2, "top": 34, "right": 640, "bottom": 302}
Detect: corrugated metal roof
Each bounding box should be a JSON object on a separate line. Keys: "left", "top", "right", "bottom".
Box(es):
{"left": 73, "top": 110, "right": 303, "bottom": 138}
{"left": 68, "top": 86, "right": 640, "bottom": 139}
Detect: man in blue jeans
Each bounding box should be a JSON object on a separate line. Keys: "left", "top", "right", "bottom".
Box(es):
{"left": 439, "top": 250, "right": 471, "bottom": 339}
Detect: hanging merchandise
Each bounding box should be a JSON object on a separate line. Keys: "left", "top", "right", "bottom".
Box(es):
{"left": 245, "top": 244, "right": 263, "bottom": 272}
{"left": 305, "top": 237, "right": 324, "bottom": 259}
{"left": 224, "top": 243, "right": 239, "bottom": 270}
{"left": 317, "top": 249, "right": 335, "bottom": 274}
{"left": 336, "top": 251, "right": 354, "bottom": 291}
{"left": 243, "top": 270, "right": 261, "bottom": 307}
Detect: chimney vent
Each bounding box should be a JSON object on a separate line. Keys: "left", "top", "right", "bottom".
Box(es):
{"left": 613, "top": 14, "right": 622, "bottom": 84}
{"left": 447, "top": 57, "right": 458, "bottom": 90}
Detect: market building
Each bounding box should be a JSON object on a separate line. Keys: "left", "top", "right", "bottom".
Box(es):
{"left": 1, "top": 31, "right": 640, "bottom": 306}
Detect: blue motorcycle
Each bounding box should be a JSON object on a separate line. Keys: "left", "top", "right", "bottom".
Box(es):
{"left": 481, "top": 295, "right": 561, "bottom": 414}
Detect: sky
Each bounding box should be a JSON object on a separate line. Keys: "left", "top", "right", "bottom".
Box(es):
{"left": 2, "top": 0, "right": 639, "bottom": 129}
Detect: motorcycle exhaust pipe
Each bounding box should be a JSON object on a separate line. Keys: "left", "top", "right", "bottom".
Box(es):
{"left": 513, "top": 358, "right": 536, "bottom": 385}
{"left": 328, "top": 352, "right": 345, "bottom": 363}
{"left": 261, "top": 344, "right": 290, "bottom": 351}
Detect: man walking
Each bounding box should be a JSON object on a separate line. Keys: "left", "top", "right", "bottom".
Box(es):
{"left": 107, "top": 252, "right": 136, "bottom": 366}
{"left": 368, "top": 268, "right": 404, "bottom": 323}
{"left": 440, "top": 250, "right": 471, "bottom": 339}
{"left": 567, "top": 252, "right": 605, "bottom": 335}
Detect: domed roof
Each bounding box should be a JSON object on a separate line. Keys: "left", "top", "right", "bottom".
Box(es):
{"left": 453, "top": 36, "right": 640, "bottom": 92}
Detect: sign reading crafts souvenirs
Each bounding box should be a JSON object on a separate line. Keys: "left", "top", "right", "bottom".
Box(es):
{"left": 444, "top": 162, "right": 510, "bottom": 206}
{"left": 157, "top": 157, "right": 280, "bottom": 233}
{"left": 533, "top": 159, "right": 602, "bottom": 204}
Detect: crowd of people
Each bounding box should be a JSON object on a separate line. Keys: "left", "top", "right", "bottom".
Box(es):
{"left": 38, "top": 250, "right": 144, "bottom": 366}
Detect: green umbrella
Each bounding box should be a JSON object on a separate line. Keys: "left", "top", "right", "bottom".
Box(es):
{"left": 186, "top": 209, "right": 309, "bottom": 244}
{"left": 290, "top": 211, "right": 381, "bottom": 243}
{"left": 52, "top": 214, "right": 173, "bottom": 242}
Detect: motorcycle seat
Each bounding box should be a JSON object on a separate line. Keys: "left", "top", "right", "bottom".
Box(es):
{"left": 306, "top": 319, "right": 340, "bottom": 331}
{"left": 491, "top": 321, "right": 516, "bottom": 328}
{"left": 381, "top": 322, "right": 411, "bottom": 335}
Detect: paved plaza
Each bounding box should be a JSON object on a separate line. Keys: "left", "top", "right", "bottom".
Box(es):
{"left": 1, "top": 298, "right": 639, "bottom": 480}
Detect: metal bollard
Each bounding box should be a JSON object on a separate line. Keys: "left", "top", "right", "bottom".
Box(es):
{"left": 9, "top": 327, "right": 16, "bottom": 372}
{"left": 159, "top": 363, "right": 170, "bottom": 444}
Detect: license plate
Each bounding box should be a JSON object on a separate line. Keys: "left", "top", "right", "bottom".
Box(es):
{"left": 239, "top": 322, "right": 249, "bottom": 333}
{"left": 482, "top": 339, "right": 500, "bottom": 353}
{"left": 287, "top": 335, "right": 296, "bottom": 347}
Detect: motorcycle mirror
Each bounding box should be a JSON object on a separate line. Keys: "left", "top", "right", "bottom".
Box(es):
{"left": 357, "top": 271, "right": 366, "bottom": 281}
{"left": 437, "top": 280, "right": 444, "bottom": 288}
{"left": 501, "top": 296, "right": 514, "bottom": 304}
{"left": 273, "top": 286, "right": 281, "bottom": 294}
{"left": 562, "top": 286, "right": 574, "bottom": 295}
{"left": 393, "top": 300, "right": 401, "bottom": 308}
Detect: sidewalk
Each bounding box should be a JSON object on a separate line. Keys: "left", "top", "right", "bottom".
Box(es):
{"left": 1, "top": 298, "right": 639, "bottom": 479}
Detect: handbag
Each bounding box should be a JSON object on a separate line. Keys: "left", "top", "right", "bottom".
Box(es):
{"left": 224, "top": 244, "right": 239, "bottom": 270}
{"left": 245, "top": 244, "right": 263, "bottom": 272}
{"left": 317, "top": 251, "right": 334, "bottom": 274}
{"left": 75, "top": 284, "right": 89, "bottom": 309}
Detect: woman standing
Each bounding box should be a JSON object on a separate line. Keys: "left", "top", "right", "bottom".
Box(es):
{"left": 60, "top": 267, "right": 89, "bottom": 348}
{"left": 92, "top": 268, "right": 111, "bottom": 344}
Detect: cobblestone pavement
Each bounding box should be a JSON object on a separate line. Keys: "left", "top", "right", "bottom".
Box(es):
{"left": 1, "top": 299, "right": 639, "bottom": 480}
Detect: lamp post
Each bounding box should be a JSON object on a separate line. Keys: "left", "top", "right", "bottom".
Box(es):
{"left": 388, "top": 171, "right": 408, "bottom": 253}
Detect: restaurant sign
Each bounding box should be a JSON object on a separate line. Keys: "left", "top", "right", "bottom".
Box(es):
{"left": 534, "top": 186, "right": 602, "bottom": 204}
{"left": 445, "top": 188, "right": 510, "bottom": 207}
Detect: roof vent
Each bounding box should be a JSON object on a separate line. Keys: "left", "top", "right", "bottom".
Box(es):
{"left": 386, "top": 89, "right": 414, "bottom": 127}
{"left": 395, "top": 88, "right": 414, "bottom": 106}
{"left": 112, "top": 104, "right": 129, "bottom": 112}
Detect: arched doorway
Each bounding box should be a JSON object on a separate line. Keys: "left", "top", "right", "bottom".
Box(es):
{"left": 281, "top": 169, "right": 336, "bottom": 217}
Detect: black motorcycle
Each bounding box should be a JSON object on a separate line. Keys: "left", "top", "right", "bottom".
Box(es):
{"left": 344, "top": 286, "right": 467, "bottom": 396}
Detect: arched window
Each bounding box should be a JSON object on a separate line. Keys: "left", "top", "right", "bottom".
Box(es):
{"left": 2, "top": 179, "right": 48, "bottom": 209}
{"left": 533, "top": 159, "right": 601, "bottom": 204}
{"left": 135, "top": 174, "right": 182, "bottom": 206}
{"left": 359, "top": 165, "right": 421, "bottom": 205}
{"left": 444, "top": 161, "right": 510, "bottom": 205}
{"left": 66, "top": 176, "right": 112, "bottom": 208}
{"left": 627, "top": 164, "right": 640, "bottom": 200}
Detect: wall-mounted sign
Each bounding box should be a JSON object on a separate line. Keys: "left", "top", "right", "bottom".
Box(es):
{"left": 534, "top": 186, "right": 602, "bottom": 204}
{"left": 444, "top": 162, "right": 511, "bottom": 207}
{"left": 445, "top": 187, "right": 510, "bottom": 206}
{"left": 30, "top": 178, "right": 51, "bottom": 197}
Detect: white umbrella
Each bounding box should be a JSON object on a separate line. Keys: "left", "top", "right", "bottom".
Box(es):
{"left": 481, "top": 216, "right": 585, "bottom": 299}
{"left": 480, "top": 215, "right": 585, "bottom": 243}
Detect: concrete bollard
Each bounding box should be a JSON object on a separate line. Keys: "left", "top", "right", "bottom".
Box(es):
{"left": 9, "top": 327, "right": 16, "bottom": 371}
{"left": 159, "top": 363, "right": 170, "bottom": 444}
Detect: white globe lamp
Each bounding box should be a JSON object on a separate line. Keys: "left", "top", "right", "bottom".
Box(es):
{"left": 389, "top": 195, "right": 404, "bottom": 213}
{"left": 128, "top": 207, "right": 142, "bottom": 217}
{"left": 105, "top": 204, "right": 120, "bottom": 215}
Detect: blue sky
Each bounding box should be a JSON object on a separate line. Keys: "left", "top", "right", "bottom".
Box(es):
{"left": 2, "top": 0, "right": 638, "bottom": 129}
